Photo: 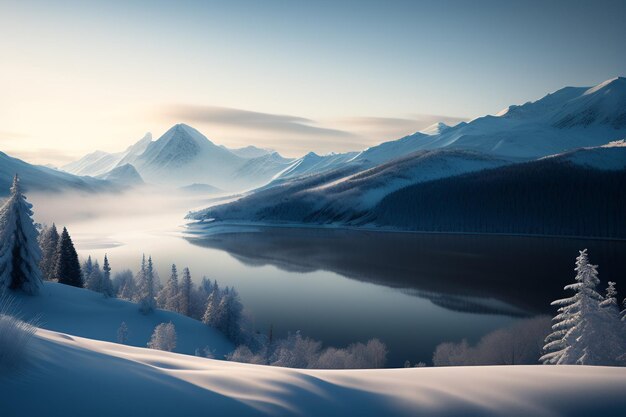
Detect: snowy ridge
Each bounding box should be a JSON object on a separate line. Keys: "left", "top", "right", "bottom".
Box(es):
{"left": 13, "top": 281, "right": 233, "bottom": 356}
{"left": 96, "top": 163, "right": 144, "bottom": 186}
{"left": 0, "top": 151, "right": 118, "bottom": 196}
{"left": 62, "top": 133, "right": 152, "bottom": 177}
{"left": 5, "top": 328, "right": 626, "bottom": 417}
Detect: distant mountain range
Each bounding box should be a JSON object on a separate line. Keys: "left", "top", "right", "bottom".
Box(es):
{"left": 0, "top": 151, "right": 118, "bottom": 196}
{"left": 3, "top": 76, "right": 625, "bottom": 219}
{"left": 187, "top": 77, "right": 626, "bottom": 238}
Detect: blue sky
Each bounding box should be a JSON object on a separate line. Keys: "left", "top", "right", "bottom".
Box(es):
{"left": 0, "top": 0, "right": 624, "bottom": 163}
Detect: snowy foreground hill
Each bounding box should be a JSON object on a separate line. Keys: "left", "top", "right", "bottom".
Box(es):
{"left": 13, "top": 282, "right": 233, "bottom": 356}
{"left": 3, "top": 282, "right": 626, "bottom": 417}
{"left": 3, "top": 329, "right": 625, "bottom": 417}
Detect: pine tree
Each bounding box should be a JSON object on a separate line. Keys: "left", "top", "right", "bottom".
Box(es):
{"left": 541, "top": 249, "right": 622, "bottom": 365}
{"left": 82, "top": 255, "right": 94, "bottom": 281}
{"left": 101, "top": 254, "right": 114, "bottom": 297}
{"left": 0, "top": 175, "right": 43, "bottom": 294}
{"left": 137, "top": 255, "right": 156, "bottom": 313}
{"left": 54, "top": 227, "right": 83, "bottom": 287}
{"left": 202, "top": 288, "right": 220, "bottom": 327}
{"left": 38, "top": 223, "right": 59, "bottom": 280}
{"left": 157, "top": 264, "right": 180, "bottom": 312}
{"left": 179, "top": 267, "right": 193, "bottom": 316}
{"left": 600, "top": 281, "right": 620, "bottom": 317}
{"left": 85, "top": 260, "right": 102, "bottom": 292}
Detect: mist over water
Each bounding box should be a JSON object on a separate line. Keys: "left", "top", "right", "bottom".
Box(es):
{"left": 26, "top": 190, "right": 626, "bottom": 366}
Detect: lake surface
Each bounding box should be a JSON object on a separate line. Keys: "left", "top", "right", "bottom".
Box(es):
{"left": 30, "top": 192, "right": 626, "bottom": 367}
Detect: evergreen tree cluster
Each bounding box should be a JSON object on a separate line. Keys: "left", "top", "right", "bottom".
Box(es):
{"left": 372, "top": 161, "right": 626, "bottom": 238}
{"left": 82, "top": 255, "right": 114, "bottom": 297}
{"left": 111, "top": 256, "right": 243, "bottom": 342}
{"left": 541, "top": 249, "right": 626, "bottom": 365}
{"left": 38, "top": 223, "right": 83, "bottom": 288}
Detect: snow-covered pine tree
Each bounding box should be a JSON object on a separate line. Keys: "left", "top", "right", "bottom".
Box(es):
{"left": 202, "top": 287, "right": 221, "bottom": 327}
{"left": 137, "top": 255, "right": 156, "bottom": 314}
{"left": 179, "top": 267, "right": 192, "bottom": 316}
{"left": 157, "top": 264, "right": 179, "bottom": 312}
{"left": 54, "top": 227, "right": 83, "bottom": 287}
{"left": 147, "top": 322, "right": 177, "bottom": 352}
{"left": 38, "top": 223, "right": 59, "bottom": 280}
{"left": 541, "top": 249, "right": 622, "bottom": 365}
{"left": 82, "top": 255, "right": 94, "bottom": 282}
{"left": 190, "top": 276, "right": 213, "bottom": 320}
{"left": 101, "top": 254, "right": 114, "bottom": 297}
{"left": 0, "top": 175, "right": 43, "bottom": 294}
{"left": 85, "top": 260, "right": 102, "bottom": 292}
{"left": 600, "top": 281, "right": 620, "bottom": 318}
{"left": 218, "top": 288, "right": 243, "bottom": 342}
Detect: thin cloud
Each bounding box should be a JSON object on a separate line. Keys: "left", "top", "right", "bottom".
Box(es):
{"left": 164, "top": 105, "right": 355, "bottom": 138}
{"left": 340, "top": 114, "right": 468, "bottom": 132}
{"left": 4, "top": 148, "right": 77, "bottom": 166}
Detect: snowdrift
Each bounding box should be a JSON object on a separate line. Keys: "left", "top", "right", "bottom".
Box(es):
{"left": 2, "top": 328, "right": 625, "bottom": 417}
{"left": 12, "top": 282, "right": 233, "bottom": 357}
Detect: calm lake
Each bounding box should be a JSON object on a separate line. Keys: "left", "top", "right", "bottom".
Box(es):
{"left": 30, "top": 192, "right": 626, "bottom": 367}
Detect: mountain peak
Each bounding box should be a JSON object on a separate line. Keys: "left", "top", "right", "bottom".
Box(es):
{"left": 583, "top": 76, "right": 626, "bottom": 96}
{"left": 420, "top": 122, "right": 451, "bottom": 136}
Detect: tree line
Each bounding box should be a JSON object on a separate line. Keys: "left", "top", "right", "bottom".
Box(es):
{"left": 371, "top": 160, "right": 626, "bottom": 238}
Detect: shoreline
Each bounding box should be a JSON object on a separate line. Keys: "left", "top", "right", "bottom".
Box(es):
{"left": 184, "top": 219, "right": 626, "bottom": 242}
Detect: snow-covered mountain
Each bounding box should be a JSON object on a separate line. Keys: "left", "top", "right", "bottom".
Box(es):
{"left": 223, "top": 145, "right": 276, "bottom": 159}
{"left": 0, "top": 151, "right": 117, "bottom": 196}
{"left": 189, "top": 149, "right": 512, "bottom": 223}
{"left": 353, "top": 77, "right": 626, "bottom": 164}
{"left": 63, "top": 124, "right": 297, "bottom": 191}
{"left": 96, "top": 163, "right": 144, "bottom": 186}
{"left": 189, "top": 142, "right": 626, "bottom": 238}
{"left": 62, "top": 132, "right": 153, "bottom": 177}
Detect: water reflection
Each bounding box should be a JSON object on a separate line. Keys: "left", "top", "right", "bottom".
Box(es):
{"left": 186, "top": 225, "right": 626, "bottom": 314}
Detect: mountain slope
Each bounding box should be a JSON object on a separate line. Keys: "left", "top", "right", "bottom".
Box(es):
{"left": 13, "top": 281, "right": 233, "bottom": 356}
{"left": 0, "top": 151, "right": 116, "bottom": 196}
{"left": 62, "top": 133, "right": 152, "bottom": 177}
{"left": 352, "top": 77, "right": 626, "bottom": 163}
{"left": 5, "top": 328, "right": 626, "bottom": 417}
{"left": 369, "top": 146, "right": 626, "bottom": 237}
{"left": 189, "top": 150, "right": 512, "bottom": 223}
{"left": 97, "top": 163, "right": 144, "bottom": 186}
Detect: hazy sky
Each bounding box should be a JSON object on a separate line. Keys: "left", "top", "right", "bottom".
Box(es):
{"left": 1, "top": 0, "right": 625, "bottom": 165}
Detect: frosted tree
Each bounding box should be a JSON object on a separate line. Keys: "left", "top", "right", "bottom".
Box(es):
{"left": 101, "top": 254, "right": 114, "bottom": 297}
{"left": 190, "top": 276, "right": 213, "bottom": 320}
{"left": 202, "top": 287, "right": 221, "bottom": 327}
{"left": 600, "top": 281, "right": 620, "bottom": 317}
{"left": 216, "top": 288, "right": 243, "bottom": 342}
{"left": 157, "top": 264, "right": 179, "bottom": 312}
{"left": 82, "top": 255, "right": 94, "bottom": 281}
{"left": 0, "top": 175, "right": 43, "bottom": 294}
{"left": 115, "top": 270, "right": 136, "bottom": 300}
{"left": 179, "top": 267, "right": 193, "bottom": 316}
{"left": 38, "top": 223, "right": 59, "bottom": 280}
{"left": 117, "top": 321, "right": 129, "bottom": 344}
{"left": 541, "top": 249, "right": 622, "bottom": 365}
{"left": 147, "top": 322, "right": 177, "bottom": 352}
{"left": 85, "top": 260, "right": 102, "bottom": 292}
{"left": 54, "top": 227, "right": 83, "bottom": 287}
{"left": 622, "top": 298, "right": 626, "bottom": 322}
{"left": 137, "top": 255, "right": 156, "bottom": 314}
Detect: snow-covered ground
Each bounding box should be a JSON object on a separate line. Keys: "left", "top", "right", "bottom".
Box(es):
{"left": 13, "top": 282, "right": 233, "bottom": 357}
{"left": 3, "top": 327, "right": 625, "bottom": 417}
